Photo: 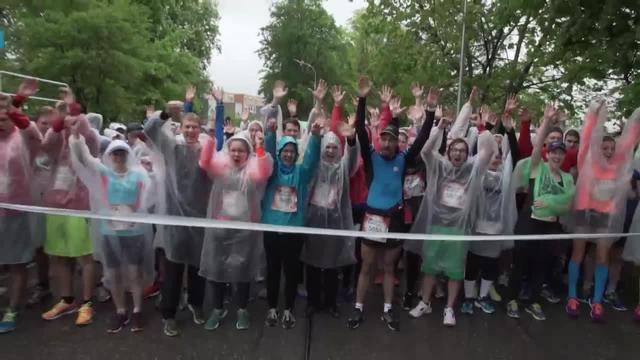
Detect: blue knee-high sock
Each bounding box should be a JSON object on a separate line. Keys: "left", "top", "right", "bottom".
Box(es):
{"left": 593, "top": 264, "right": 609, "bottom": 304}
{"left": 568, "top": 260, "right": 580, "bottom": 299}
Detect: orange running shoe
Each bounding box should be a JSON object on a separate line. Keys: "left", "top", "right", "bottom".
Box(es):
{"left": 42, "top": 300, "right": 78, "bottom": 321}
{"left": 75, "top": 302, "right": 94, "bottom": 326}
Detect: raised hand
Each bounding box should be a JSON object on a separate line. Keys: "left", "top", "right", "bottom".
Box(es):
{"left": 389, "top": 97, "right": 406, "bottom": 117}
{"left": 310, "top": 114, "right": 325, "bottom": 135}
{"left": 211, "top": 86, "right": 224, "bottom": 102}
{"left": 468, "top": 86, "right": 478, "bottom": 105}
{"left": 435, "top": 105, "right": 443, "bottom": 120}
{"left": 224, "top": 118, "right": 236, "bottom": 134}
{"left": 407, "top": 104, "right": 425, "bottom": 124}
{"left": 504, "top": 94, "right": 518, "bottom": 115}
{"left": 331, "top": 85, "right": 345, "bottom": 105}
{"left": 59, "top": 87, "right": 75, "bottom": 104}
{"left": 502, "top": 111, "right": 515, "bottom": 131}
{"left": 312, "top": 79, "right": 328, "bottom": 101}
{"left": 357, "top": 75, "right": 372, "bottom": 98}
{"left": 339, "top": 114, "right": 357, "bottom": 139}
{"left": 425, "top": 87, "right": 441, "bottom": 108}
{"left": 410, "top": 82, "right": 424, "bottom": 99}
{"left": 287, "top": 99, "right": 298, "bottom": 117}
{"left": 368, "top": 106, "right": 380, "bottom": 128}
{"left": 379, "top": 85, "right": 393, "bottom": 104}
{"left": 519, "top": 107, "right": 531, "bottom": 123}
{"left": 272, "top": 80, "right": 288, "bottom": 101}
{"left": 17, "top": 78, "right": 39, "bottom": 97}
{"left": 185, "top": 85, "right": 196, "bottom": 102}
{"left": 543, "top": 103, "right": 559, "bottom": 121}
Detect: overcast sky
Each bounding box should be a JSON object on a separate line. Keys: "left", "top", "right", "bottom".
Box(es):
{"left": 207, "top": 0, "right": 366, "bottom": 95}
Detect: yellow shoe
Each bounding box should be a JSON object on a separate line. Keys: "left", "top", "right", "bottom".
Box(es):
{"left": 42, "top": 300, "right": 78, "bottom": 321}
{"left": 75, "top": 302, "right": 94, "bottom": 326}
{"left": 489, "top": 285, "right": 502, "bottom": 302}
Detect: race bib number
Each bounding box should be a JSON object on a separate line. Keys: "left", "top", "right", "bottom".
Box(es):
{"left": 53, "top": 166, "right": 76, "bottom": 191}
{"left": 271, "top": 186, "right": 298, "bottom": 213}
{"left": 108, "top": 205, "right": 136, "bottom": 231}
{"left": 362, "top": 213, "right": 390, "bottom": 243}
{"left": 440, "top": 182, "right": 465, "bottom": 209}
{"left": 592, "top": 179, "right": 616, "bottom": 202}
{"left": 310, "top": 182, "right": 338, "bottom": 209}
{"left": 221, "top": 190, "right": 248, "bottom": 218}
{"left": 403, "top": 174, "right": 425, "bottom": 199}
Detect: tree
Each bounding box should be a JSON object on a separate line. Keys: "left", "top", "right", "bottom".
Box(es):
{"left": 258, "top": 0, "right": 354, "bottom": 117}
{"left": 2, "top": 0, "right": 219, "bottom": 121}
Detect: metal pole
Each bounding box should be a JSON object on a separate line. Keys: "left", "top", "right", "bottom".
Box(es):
{"left": 456, "top": 0, "right": 468, "bottom": 114}
{"left": 0, "top": 70, "right": 68, "bottom": 87}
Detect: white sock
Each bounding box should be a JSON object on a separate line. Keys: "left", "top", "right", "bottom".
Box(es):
{"left": 479, "top": 279, "right": 493, "bottom": 299}
{"left": 383, "top": 303, "right": 392, "bottom": 313}
{"left": 464, "top": 280, "right": 477, "bottom": 299}
{"left": 355, "top": 302, "right": 364, "bottom": 311}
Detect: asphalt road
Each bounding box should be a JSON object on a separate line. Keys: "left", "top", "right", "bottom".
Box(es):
{"left": 1, "top": 279, "right": 639, "bottom": 360}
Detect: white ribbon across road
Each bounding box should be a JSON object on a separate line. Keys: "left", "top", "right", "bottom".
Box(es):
{"left": 1, "top": 203, "right": 638, "bottom": 242}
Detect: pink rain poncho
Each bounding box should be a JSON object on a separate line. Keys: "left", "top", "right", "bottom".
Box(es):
{"left": 197, "top": 134, "right": 273, "bottom": 282}
{"left": 0, "top": 103, "right": 42, "bottom": 264}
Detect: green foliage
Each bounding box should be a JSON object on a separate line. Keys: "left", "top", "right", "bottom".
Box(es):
{"left": 2, "top": 0, "right": 219, "bottom": 122}
{"left": 258, "top": 0, "right": 354, "bottom": 117}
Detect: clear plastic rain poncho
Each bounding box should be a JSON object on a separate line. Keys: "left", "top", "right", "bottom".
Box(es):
{"left": 470, "top": 134, "right": 517, "bottom": 258}
{"left": 144, "top": 112, "right": 212, "bottom": 266}
{"left": 301, "top": 132, "right": 359, "bottom": 269}
{"left": 0, "top": 107, "right": 42, "bottom": 264}
{"left": 69, "top": 136, "right": 155, "bottom": 290}
{"left": 409, "top": 115, "right": 498, "bottom": 278}
{"left": 198, "top": 134, "right": 273, "bottom": 282}
{"left": 571, "top": 103, "right": 640, "bottom": 234}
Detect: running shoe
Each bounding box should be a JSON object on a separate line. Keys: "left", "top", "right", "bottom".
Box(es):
{"left": 236, "top": 309, "right": 250, "bottom": 330}
{"left": 409, "top": 301, "right": 432, "bottom": 318}
{"left": 130, "top": 312, "right": 144, "bottom": 332}
{"left": 96, "top": 284, "right": 112, "bottom": 303}
{"left": 143, "top": 282, "right": 161, "bottom": 299}
{"left": 443, "top": 307, "right": 456, "bottom": 327}
{"left": 26, "top": 285, "right": 51, "bottom": 307}
{"left": 381, "top": 308, "right": 399, "bottom": 331}
{"left": 42, "top": 300, "right": 78, "bottom": 320}
{"left": 265, "top": 308, "right": 279, "bottom": 327}
{"left": 541, "top": 285, "right": 561, "bottom": 304}
{"left": 565, "top": 298, "right": 580, "bottom": 318}
{"left": 633, "top": 305, "right": 640, "bottom": 322}
{"left": 402, "top": 292, "right": 416, "bottom": 311}
{"left": 187, "top": 304, "right": 205, "bottom": 325}
{"left": 204, "top": 308, "right": 228, "bottom": 331}
{"left": 474, "top": 297, "right": 496, "bottom": 314}
{"left": 460, "top": 300, "right": 474, "bottom": 315}
{"left": 282, "top": 309, "right": 296, "bottom": 329}
{"left": 489, "top": 285, "right": 502, "bottom": 303}
{"left": 525, "top": 303, "right": 546, "bottom": 321}
{"left": 589, "top": 300, "right": 604, "bottom": 322}
{"left": 75, "top": 302, "right": 94, "bottom": 326}
{"left": 0, "top": 310, "right": 17, "bottom": 334}
{"left": 346, "top": 308, "right": 364, "bottom": 329}
{"left": 162, "top": 318, "right": 179, "bottom": 337}
{"left": 506, "top": 300, "right": 520, "bottom": 319}
{"left": 107, "top": 312, "right": 128, "bottom": 334}
{"left": 603, "top": 291, "right": 628, "bottom": 311}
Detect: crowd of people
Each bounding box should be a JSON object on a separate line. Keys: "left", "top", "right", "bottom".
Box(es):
{"left": 1, "top": 75, "right": 640, "bottom": 337}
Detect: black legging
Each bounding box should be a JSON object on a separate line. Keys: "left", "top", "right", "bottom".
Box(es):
{"left": 465, "top": 252, "right": 498, "bottom": 282}
{"left": 405, "top": 251, "right": 422, "bottom": 295}
{"left": 209, "top": 281, "right": 250, "bottom": 310}
{"left": 264, "top": 231, "right": 304, "bottom": 310}
{"left": 306, "top": 265, "right": 338, "bottom": 309}
{"left": 160, "top": 259, "right": 205, "bottom": 319}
